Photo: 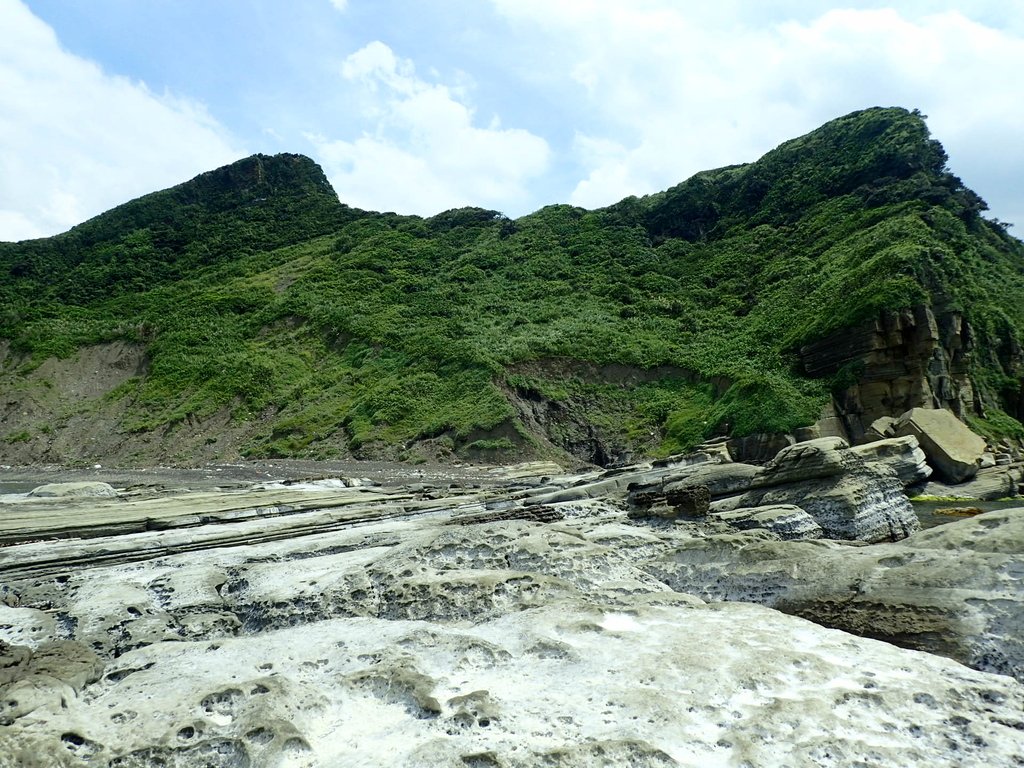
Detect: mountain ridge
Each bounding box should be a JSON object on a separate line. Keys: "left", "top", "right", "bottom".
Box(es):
{"left": 2, "top": 106, "right": 1023, "bottom": 467}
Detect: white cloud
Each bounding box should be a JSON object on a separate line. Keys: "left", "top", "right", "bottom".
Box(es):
{"left": 491, "top": 1, "right": 1024, "bottom": 225}
{"left": 309, "top": 41, "right": 550, "bottom": 216}
{"left": 0, "top": 1, "right": 242, "bottom": 241}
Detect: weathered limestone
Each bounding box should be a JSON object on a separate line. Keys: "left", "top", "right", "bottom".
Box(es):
{"left": 709, "top": 504, "right": 823, "bottom": 540}
{"left": 487, "top": 461, "right": 567, "bottom": 480}
{"left": 1, "top": 492, "right": 1024, "bottom": 767}
{"left": 541, "top": 441, "right": 920, "bottom": 547}
{"left": 661, "top": 462, "right": 760, "bottom": 497}
{"left": 918, "top": 463, "right": 1024, "bottom": 501}
{"left": 750, "top": 437, "right": 850, "bottom": 487}
{"left": 0, "top": 639, "right": 104, "bottom": 726}
{"left": 895, "top": 407, "right": 987, "bottom": 483}
{"left": 644, "top": 509, "right": 1024, "bottom": 681}
{"left": 652, "top": 439, "right": 731, "bottom": 467}
{"left": 5, "top": 598, "right": 1023, "bottom": 768}
{"left": 762, "top": 435, "right": 931, "bottom": 493}
{"left": 720, "top": 440, "right": 919, "bottom": 542}
{"left": 523, "top": 454, "right": 757, "bottom": 510}
{"left": 0, "top": 483, "right": 434, "bottom": 548}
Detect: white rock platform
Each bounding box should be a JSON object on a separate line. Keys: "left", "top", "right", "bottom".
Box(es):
{"left": 1, "top": 469, "right": 1022, "bottom": 766}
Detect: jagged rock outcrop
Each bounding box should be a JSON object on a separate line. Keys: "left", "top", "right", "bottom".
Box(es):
{"left": 714, "top": 437, "right": 919, "bottom": 542}
{"left": 545, "top": 437, "right": 921, "bottom": 543}
{"left": 801, "top": 306, "right": 976, "bottom": 442}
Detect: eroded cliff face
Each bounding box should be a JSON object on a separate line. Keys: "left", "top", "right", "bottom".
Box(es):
{"left": 801, "top": 306, "right": 979, "bottom": 442}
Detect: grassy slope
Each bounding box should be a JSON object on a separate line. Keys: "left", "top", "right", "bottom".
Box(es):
{"left": 2, "top": 108, "right": 1023, "bottom": 462}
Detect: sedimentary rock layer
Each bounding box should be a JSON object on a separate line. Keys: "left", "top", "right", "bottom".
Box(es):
{"left": 1, "top": 467, "right": 1023, "bottom": 766}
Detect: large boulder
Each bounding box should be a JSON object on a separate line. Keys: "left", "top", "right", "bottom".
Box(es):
{"left": 624, "top": 462, "right": 759, "bottom": 512}
{"left": 522, "top": 453, "right": 741, "bottom": 507}
{"left": 662, "top": 462, "right": 759, "bottom": 498}
{"left": 894, "top": 407, "right": 986, "bottom": 483}
{"left": 750, "top": 436, "right": 850, "bottom": 487}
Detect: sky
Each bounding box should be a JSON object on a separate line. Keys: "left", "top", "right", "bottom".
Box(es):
{"left": 2, "top": 0, "right": 1024, "bottom": 241}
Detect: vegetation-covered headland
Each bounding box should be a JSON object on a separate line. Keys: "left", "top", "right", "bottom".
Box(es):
{"left": 2, "top": 107, "right": 1023, "bottom": 466}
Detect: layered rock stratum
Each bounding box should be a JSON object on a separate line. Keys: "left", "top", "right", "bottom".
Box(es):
{"left": 2, "top": 455, "right": 1023, "bottom": 767}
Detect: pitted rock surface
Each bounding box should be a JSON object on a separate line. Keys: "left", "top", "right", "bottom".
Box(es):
{"left": 644, "top": 508, "right": 1024, "bottom": 681}
{"left": 0, "top": 464, "right": 1021, "bottom": 766}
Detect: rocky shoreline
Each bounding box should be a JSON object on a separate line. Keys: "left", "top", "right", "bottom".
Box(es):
{"left": 0, "top": 458, "right": 513, "bottom": 495}
{"left": 2, "top": 432, "right": 1024, "bottom": 766}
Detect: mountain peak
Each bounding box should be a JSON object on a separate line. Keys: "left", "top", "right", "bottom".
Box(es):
{"left": 0, "top": 153, "right": 349, "bottom": 303}
{"left": 174, "top": 153, "right": 338, "bottom": 209}
{"left": 645, "top": 106, "right": 984, "bottom": 242}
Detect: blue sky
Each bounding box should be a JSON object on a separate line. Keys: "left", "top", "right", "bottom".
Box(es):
{"left": 2, "top": 0, "right": 1023, "bottom": 240}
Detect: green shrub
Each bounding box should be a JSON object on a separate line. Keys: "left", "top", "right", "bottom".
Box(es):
{"left": 2, "top": 109, "right": 1022, "bottom": 459}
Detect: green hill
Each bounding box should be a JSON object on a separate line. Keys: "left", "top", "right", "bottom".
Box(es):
{"left": 2, "top": 107, "right": 1023, "bottom": 466}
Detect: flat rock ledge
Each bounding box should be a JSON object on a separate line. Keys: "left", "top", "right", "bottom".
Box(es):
{"left": 1, "top": 449, "right": 1022, "bottom": 766}
{"left": 27, "top": 482, "right": 119, "bottom": 499}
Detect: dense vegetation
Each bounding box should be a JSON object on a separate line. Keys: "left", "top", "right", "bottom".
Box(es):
{"left": 2, "top": 108, "right": 1023, "bottom": 463}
